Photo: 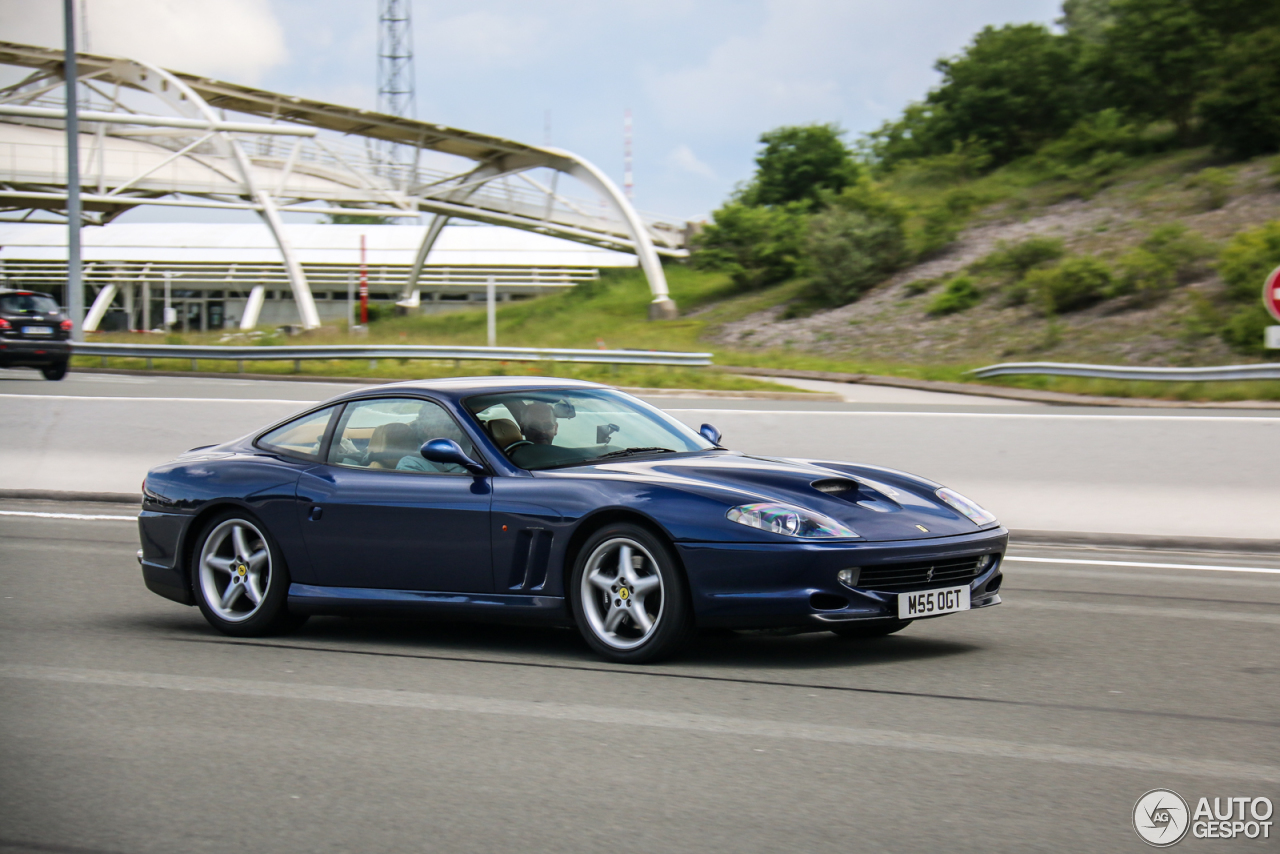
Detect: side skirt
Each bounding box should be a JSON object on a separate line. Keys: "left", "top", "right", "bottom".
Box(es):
{"left": 287, "top": 583, "right": 570, "bottom": 624}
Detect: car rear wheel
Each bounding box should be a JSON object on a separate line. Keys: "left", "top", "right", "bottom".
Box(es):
{"left": 192, "top": 512, "right": 307, "bottom": 637}
{"left": 570, "top": 523, "right": 693, "bottom": 663}
{"left": 830, "top": 619, "right": 911, "bottom": 638}
{"left": 41, "top": 362, "right": 67, "bottom": 381}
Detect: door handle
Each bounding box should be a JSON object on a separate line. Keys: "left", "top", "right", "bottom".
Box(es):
{"left": 308, "top": 505, "right": 323, "bottom": 521}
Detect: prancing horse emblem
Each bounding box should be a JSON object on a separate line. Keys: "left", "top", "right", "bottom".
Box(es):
{"left": 925, "top": 568, "right": 934, "bottom": 582}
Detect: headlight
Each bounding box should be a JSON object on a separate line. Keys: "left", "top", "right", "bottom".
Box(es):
{"left": 726, "top": 502, "right": 859, "bottom": 539}
{"left": 935, "top": 487, "right": 997, "bottom": 526}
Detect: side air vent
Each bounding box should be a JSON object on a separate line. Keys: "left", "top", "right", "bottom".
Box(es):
{"left": 508, "top": 528, "right": 553, "bottom": 591}
{"left": 812, "top": 478, "right": 857, "bottom": 496}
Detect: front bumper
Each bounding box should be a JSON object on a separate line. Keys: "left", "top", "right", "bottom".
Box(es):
{"left": 677, "top": 527, "right": 1008, "bottom": 629}
{"left": 0, "top": 338, "right": 70, "bottom": 367}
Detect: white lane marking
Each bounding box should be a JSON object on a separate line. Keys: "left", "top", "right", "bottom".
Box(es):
{"left": 0, "top": 393, "right": 317, "bottom": 404}
{"left": 1009, "top": 599, "right": 1280, "bottom": 625}
{"left": 3, "top": 663, "right": 1276, "bottom": 782}
{"left": 0, "top": 510, "right": 134, "bottom": 521}
{"left": 1005, "top": 555, "right": 1280, "bottom": 575}
{"left": 1011, "top": 567, "right": 1280, "bottom": 589}
{"left": 666, "top": 408, "right": 1280, "bottom": 423}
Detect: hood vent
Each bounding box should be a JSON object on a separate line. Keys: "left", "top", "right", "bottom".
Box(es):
{"left": 811, "top": 478, "right": 857, "bottom": 496}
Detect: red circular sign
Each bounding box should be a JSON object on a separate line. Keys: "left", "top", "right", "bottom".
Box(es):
{"left": 1266, "top": 265, "right": 1280, "bottom": 323}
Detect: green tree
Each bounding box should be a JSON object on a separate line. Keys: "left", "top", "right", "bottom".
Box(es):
{"left": 742, "top": 124, "right": 860, "bottom": 208}
{"left": 1083, "top": 0, "right": 1217, "bottom": 139}
{"left": 690, "top": 202, "right": 808, "bottom": 291}
{"left": 1199, "top": 27, "right": 1280, "bottom": 158}
{"left": 865, "top": 25, "right": 1081, "bottom": 170}
{"left": 927, "top": 24, "right": 1082, "bottom": 165}
{"left": 805, "top": 206, "right": 908, "bottom": 307}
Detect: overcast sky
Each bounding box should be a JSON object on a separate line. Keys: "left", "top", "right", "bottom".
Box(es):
{"left": 2, "top": 0, "right": 1062, "bottom": 219}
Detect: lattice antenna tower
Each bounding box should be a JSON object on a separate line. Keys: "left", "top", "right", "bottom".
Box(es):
{"left": 377, "top": 0, "right": 416, "bottom": 177}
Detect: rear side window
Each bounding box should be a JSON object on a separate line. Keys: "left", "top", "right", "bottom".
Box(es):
{"left": 327, "top": 397, "right": 478, "bottom": 473}
{"left": 258, "top": 406, "right": 337, "bottom": 460}
{"left": 0, "top": 293, "right": 60, "bottom": 314}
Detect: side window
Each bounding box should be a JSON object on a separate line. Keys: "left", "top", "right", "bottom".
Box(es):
{"left": 258, "top": 406, "right": 337, "bottom": 460}
{"left": 327, "top": 398, "right": 478, "bottom": 474}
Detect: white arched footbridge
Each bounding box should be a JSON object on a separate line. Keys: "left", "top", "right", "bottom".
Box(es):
{"left": 0, "top": 41, "right": 691, "bottom": 329}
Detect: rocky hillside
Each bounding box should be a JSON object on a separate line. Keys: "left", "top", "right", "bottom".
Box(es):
{"left": 709, "top": 153, "right": 1280, "bottom": 367}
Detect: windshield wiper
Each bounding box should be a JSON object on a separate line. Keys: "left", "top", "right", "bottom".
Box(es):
{"left": 595, "top": 447, "right": 676, "bottom": 460}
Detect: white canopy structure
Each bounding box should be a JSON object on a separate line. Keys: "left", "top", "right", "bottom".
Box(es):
{"left": 0, "top": 222, "right": 638, "bottom": 331}
{"left": 0, "top": 41, "right": 690, "bottom": 328}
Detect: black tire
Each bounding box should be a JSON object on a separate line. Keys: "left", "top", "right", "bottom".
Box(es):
{"left": 190, "top": 510, "right": 308, "bottom": 637}
{"left": 569, "top": 522, "right": 694, "bottom": 664}
{"left": 830, "top": 619, "right": 912, "bottom": 639}
{"left": 42, "top": 362, "right": 68, "bottom": 381}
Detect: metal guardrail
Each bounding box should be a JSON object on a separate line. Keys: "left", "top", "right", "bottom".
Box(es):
{"left": 72, "top": 341, "right": 713, "bottom": 368}
{"left": 969, "top": 361, "right": 1280, "bottom": 382}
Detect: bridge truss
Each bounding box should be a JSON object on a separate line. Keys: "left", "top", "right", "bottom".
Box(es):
{"left": 0, "top": 41, "right": 690, "bottom": 329}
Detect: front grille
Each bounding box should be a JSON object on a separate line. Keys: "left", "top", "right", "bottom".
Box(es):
{"left": 858, "top": 555, "right": 992, "bottom": 592}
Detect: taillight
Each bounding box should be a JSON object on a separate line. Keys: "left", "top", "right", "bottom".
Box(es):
{"left": 60, "top": 319, "right": 72, "bottom": 331}
{"left": 0, "top": 318, "right": 10, "bottom": 329}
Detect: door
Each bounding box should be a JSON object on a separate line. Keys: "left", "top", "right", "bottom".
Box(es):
{"left": 296, "top": 396, "right": 493, "bottom": 593}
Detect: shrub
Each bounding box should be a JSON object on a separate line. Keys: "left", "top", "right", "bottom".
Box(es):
{"left": 1026, "top": 257, "right": 1113, "bottom": 313}
{"left": 973, "top": 236, "right": 1066, "bottom": 278}
{"left": 1220, "top": 304, "right": 1272, "bottom": 355}
{"left": 363, "top": 302, "right": 395, "bottom": 323}
{"left": 902, "top": 277, "right": 943, "bottom": 297}
{"left": 1186, "top": 167, "right": 1234, "bottom": 211}
{"left": 1218, "top": 220, "right": 1280, "bottom": 302}
{"left": 691, "top": 202, "right": 808, "bottom": 291}
{"left": 1110, "top": 225, "right": 1213, "bottom": 302}
{"left": 928, "top": 276, "right": 983, "bottom": 315}
{"left": 1113, "top": 248, "right": 1175, "bottom": 301}
{"left": 1032, "top": 110, "right": 1146, "bottom": 184}
{"left": 805, "top": 206, "right": 909, "bottom": 306}
{"left": 912, "top": 189, "right": 984, "bottom": 258}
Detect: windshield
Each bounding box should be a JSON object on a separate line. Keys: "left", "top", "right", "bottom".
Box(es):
{"left": 465, "top": 387, "right": 715, "bottom": 471}
{"left": 0, "top": 293, "right": 60, "bottom": 315}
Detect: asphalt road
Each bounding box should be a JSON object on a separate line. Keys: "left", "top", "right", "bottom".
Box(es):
{"left": 2, "top": 370, "right": 1277, "bottom": 538}
{"left": 1, "top": 505, "right": 1277, "bottom": 853}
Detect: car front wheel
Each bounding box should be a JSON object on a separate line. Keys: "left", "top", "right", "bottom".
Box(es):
{"left": 191, "top": 512, "right": 307, "bottom": 637}
{"left": 570, "top": 523, "right": 693, "bottom": 664}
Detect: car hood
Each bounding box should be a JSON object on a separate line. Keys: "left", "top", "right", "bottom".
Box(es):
{"left": 559, "top": 451, "right": 995, "bottom": 542}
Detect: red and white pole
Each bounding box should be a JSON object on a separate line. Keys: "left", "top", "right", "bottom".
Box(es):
{"left": 359, "top": 233, "right": 369, "bottom": 325}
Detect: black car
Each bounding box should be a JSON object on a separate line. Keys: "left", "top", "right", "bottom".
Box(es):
{"left": 0, "top": 289, "right": 72, "bottom": 380}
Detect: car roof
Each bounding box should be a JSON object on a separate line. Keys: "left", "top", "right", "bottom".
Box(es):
{"left": 332, "top": 375, "right": 611, "bottom": 403}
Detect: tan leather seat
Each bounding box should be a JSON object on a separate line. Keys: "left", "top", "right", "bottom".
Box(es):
{"left": 366, "top": 421, "right": 419, "bottom": 469}
{"left": 486, "top": 418, "right": 523, "bottom": 450}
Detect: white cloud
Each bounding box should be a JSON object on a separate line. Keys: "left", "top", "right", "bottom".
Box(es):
{"left": 668, "top": 144, "right": 717, "bottom": 179}
{"left": 0, "top": 0, "right": 288, "bottom": 83}
{"left": 423, "top": 10, "right": 550, "bottom": 68}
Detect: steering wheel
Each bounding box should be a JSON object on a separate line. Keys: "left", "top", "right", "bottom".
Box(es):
{"left": 503, "top": 440, "right": 534, "bottom": 453}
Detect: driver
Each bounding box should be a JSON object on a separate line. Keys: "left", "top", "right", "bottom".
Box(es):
{"left": 519, "top": 401, "right": 559, "bottom": 445}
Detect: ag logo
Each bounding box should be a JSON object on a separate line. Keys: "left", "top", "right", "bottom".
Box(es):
{"left": 1134, "top": 789, "right": 1190, "bottom": 847}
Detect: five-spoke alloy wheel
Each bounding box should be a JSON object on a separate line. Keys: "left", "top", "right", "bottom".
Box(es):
{"left": 570, "top": 522, "right": 692, "bottom": 663}
{"left": 192, "top": 512, "right": 305, "bottom": 636}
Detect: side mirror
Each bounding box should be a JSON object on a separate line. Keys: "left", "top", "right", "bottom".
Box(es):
{"left": 699, "top": 423, "right": 722, "bottom": 446}
{"left": 420, "top": 438, "right": 486, "bottom": 475}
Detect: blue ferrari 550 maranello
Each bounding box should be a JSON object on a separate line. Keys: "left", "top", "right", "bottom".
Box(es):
{"left": 138, "top": 377, "right": 1007, "bottom": 662}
